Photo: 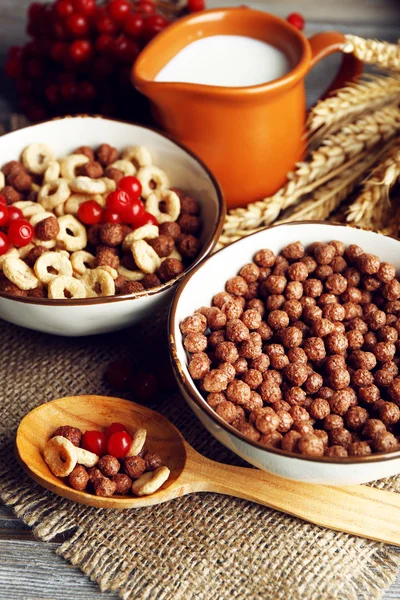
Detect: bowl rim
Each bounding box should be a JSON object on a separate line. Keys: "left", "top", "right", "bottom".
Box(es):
{"left": 0, "top": 114, "right": 225, "bottom": 306}
{"left": 169, "top": 220, "right": 400, "bottom": 465}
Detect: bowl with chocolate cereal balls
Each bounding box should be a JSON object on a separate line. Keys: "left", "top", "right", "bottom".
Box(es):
{"left": 0, "top": 116, "right": 224, "bottom": 336}
{"left": 169, "top": 222, "right": 400, "bottom": 485}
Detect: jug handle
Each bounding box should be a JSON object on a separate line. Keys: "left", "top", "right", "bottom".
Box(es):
{"left": 307, "top": 32, "right": 363, "bottom": 97}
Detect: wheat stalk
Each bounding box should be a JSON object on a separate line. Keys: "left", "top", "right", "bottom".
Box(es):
{"left": 344, "top": 35, "right": 400, "bottom": 71}
{"left": 307, "top": 75, "right": 400, "bottom": 145}
{"left": 222, "top": 104, "right": 400, "bottom": 238}
{"left": 345, "top": 139, "right": 400, "bottom": 229}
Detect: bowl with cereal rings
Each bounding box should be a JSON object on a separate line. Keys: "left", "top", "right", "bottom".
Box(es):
{"left": 170, "top": 221, "right": 400, "bottom": 484}
{"left": 0, "top": 116, "right": 224, "bottom": 336}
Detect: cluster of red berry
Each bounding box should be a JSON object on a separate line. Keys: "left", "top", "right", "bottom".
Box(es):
{"left": 83, "top": 421, "right": 132, "bottom": 457}
{"left": 0, "top": 198, "right": 34, "bottom": 254}
{"left": 5, "top": 0, "right": 205, "bottom": 123}
{"left": 77, "top": 174, "right": 157, "bottom": 227}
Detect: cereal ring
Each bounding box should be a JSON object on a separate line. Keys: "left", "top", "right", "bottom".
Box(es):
{"left": 131, "top": 465, "right": 170, "bottom": 496}
{"left": 31, "top": 182, "right": 41, "bottom": 192}
{"left": 145, "top": 190, "right": 180, "bottom": 223}
{"left": 0, "top": 248, "right": 18, "bottom": 270}
{"left": 70, "top": 250, "right": 96, "bottom": 275}
{"left": 75, "top": 446, "right": 99, "bottom": 467}
{"left": 109, "top": 159, "right": 136, "bottom": 176}
{"left": 22, "top": 143, "right": 54, "bottom": 174}
{"left": 43, "top": 160, "right": 61, "bottom": 183}
{"left": 57, "top": 214, "right": 87, "bottom": 251}
{"left": 54, "top": 203, "right": 65, "bottom": 217}
{"left": 44, "top": 436, "right": 77, "bottom": 477}
{"left": 132, "top": 239, "right": 161, "bottom": 274}
{"left": 122, "top": 145, "right": 152, "bottom": 169}
{"left": 33, "top": 237, "right": 56, "bottom": 249}
{"left": 117, "top": 265, "right": 144, "bottom": 281}
{"left": 34, "top": 251, "right": 73, "bottom": 284}
{"left": 82, "top": 267, "right": 115, "bottom": 297}
{"left": 48, "top": 275, "right": 87, "bottom": 299}
{"left": 98, "top": 177, "right": 116, "bottom": 193}
{"left": 3, "top": 256, "right": 38, "bottom": 290}
{"left": 122, "top": 225, "right": 159, "bottom": 251}
{"left": 60, "top": 154, "right": 89, "bottom": 180}
{"left": 29, "top": 211, "right": 54, "bottom": 227}
{"left": 126, "top": 428, "right": 147, "bottom": 457}
{"left": 38, "top": 178, "right": 71, "bottom": 210}
{"left": 14, "top": 201, "right": 45, "bottom": 220}
{"left": 64, "top": 193, "right": 105, "bottom": 215}
{"left": 96, "top": 265, "right": 118, "bottom": 279}
{"left": 0, "top": 171, "right": 5, "bottom": 191}
{"left": 70, "top": 177, "right": 107, "bottom": 195}
{"left": 137, "top": 166, "right": 169, "bottom": 199}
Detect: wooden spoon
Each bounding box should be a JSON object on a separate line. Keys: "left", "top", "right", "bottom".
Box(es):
{"left": 16, "top": 395, "right": 400, "bottom": 546}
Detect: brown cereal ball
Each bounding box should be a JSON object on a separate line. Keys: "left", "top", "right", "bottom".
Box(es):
{"left": 246, "top": 298, "right": 265, "bottom": 317}
{"left": 239, "top": 337, "right": 262, "bottom": 360}
{"left": 350, "top": 350, "right": 377, "bottom": 371}
{"left": 325, "top": 333, "right": 348, "bottom": 356}
{"left": 357, "top": 253, "right": 380, "bottom": 275}
{"left": 268, "top": 309, "right": 290, "bottom": 331}
{"left": 257, "top": 267, "right": 272, "bottom": 282}
{"left": 235, "top": 420, "right": 261, "bottom": 441}
{"left": 373, "top": 341, "right": 396, "bottom": 363}
{"left": 348, "top": 442, "right": 372, "bottom": 456}
{"left": 2, "top": 185, "right": 21, "bottom": 204}
{"left": 178, "top": 194, "right": 200, "bottom": 215}
{"left": 309, "top": 398, "right": 330, "bottom": 420}
{"left": 302, "top": 278, "right": 323, "bottom": 298}
{"left": 302, "top": 305, "right": 323, "bottom": 323}
{"left": 177, "top": 234, "right": 202, "bottom": 260}
{"left": 241, "top": 369, "right": 262, "bottom": 390}
{"left": 249, "top": 354, "right": 270, "bottom": 373}
{"left": 324, "top": 446, "right": 348, "bottom": 457}
{"left": 7, "top": 169, "right": 32, "bottom": 192}
{"left": 158, "top": 258, "right": 185, "bottom": 282}
{"left": 377, "top": 402, "right": 400, "bottom": 426}
{"left": 360, "top": 290, "right": 372, "bottom": 305}
{"left": 362, "top": 419, "right": 386, "bottom": 439}
{"left": 88, "top": 467, "right": 104, "bottom": 485}
{"left": 287, "top": 262, "right": 308, "bottom": 282}
{"left": 322, "top": 303, "right": 345, "bottom": 322}
{"left": 332, "top": 322, "right": 346, "bottom": 336}
{"left": 304, "top": 372, "right": 323, "bottom": 395}
{"left": 325, "top": 274, "right": 347, "bottom": 295}
{"left": 329, "top": 240, "right": 345, "bottom": 256}
{"left": 285, "top": 386, "right": 306, "bottom": 407}
{"left": 344, "top": 302, "right": 363, "bottom": 320}
{"left": 298, "top": 434, "right": 324, "bottom": 456}
{"left": 180, "top": 313, "right": 207, "bottom": 334}
{"left": 272, "top": 256, "right": 289, "bottom": 275}
{"left": 99, "top": 223, "right": 124, "bottom": 247}
{"left": 225, "top": 276, "right": 248, "bottom": 296}
{"left": 68, "top": 465, "right": 89, "bottom": 491}
{"left": 271, "top": 400, "right": 291, "bottom": 414}
{"left": 0, "top": 280, "right": 27, "bottom": 297}
{"left": 28, "top": 286, "right": 47, "bottom": 299}
{"left": 269, "top": 353, "right": 289, "bottom": 370}
{"left": 255, "top": 407, "right": 280, "bottom": 434}
{"left": 329, "top": 368, "right": 350, "bottom": 391}
{"left": 35, "top": 216, "right": 60, "bottom": 241}
{"left": 314, "top": 243, "right": 336, "bottom": 266}
{"left": 94, "top": 477, "right": 117, "bottom": 497}
{"left": 96, "top": 143, "right": 118, "bottom": 166}
{"left": 347, "top": 318, "right": 368, "bottom": 334}
{"left": 275, "top": 410, "right": 294, "bottom": 434}
{"left": 24, "top": 245, "right": 49, "bottom": 268}
{"left": 372, "top": 431, "right": 398, "bottom": 453}
{"left": 104, "top": 167, "right": 124, "bottom": 183}
{"left": 280, "top": 326, "right": 303, "bottom": 349}
{"left": 203, "top": 370, "right": 228, "bottom": 393}
{"left": 343, "top": 268, "right": 361, "bottom": 288}
{"left": 207, "top": 392, "right": 226, "bottom": 409}
{"left": 78, "top": 160, "right": 103, "bottom": 179}
{"left": 264, "top": 275, "right": 288, "bottom": 295}
{"left": 124, "top": 456, "right": 146, "bottom": 479}
{"left": 215, "top": 341, "right": 239, "bottom": 364}
{"left": 281, "top": 430, "right": 301, "bottom": 452}
{"left": 221, "top": 299, "right": 244, "bottom": 321}
{"left": 233, "top": 357, "right": 248, "bottom": 375}
{"left": 184, "top": 332, "right": 207, "bottom": 353}
{"left": 329, "top": 390, "right": 353, "bottom": 415}
{"left": 259, "top": 381, "right": 282, "bottom": 404}
{"left": 345, "top": 406, "right": 369, "bottom": 431}
{"left": 143, "top": 451, "right": 163, "bottom": 471}
{"left": 243, "top": 391, "right": 263, "bottom": 413}
{"left": 300, "top": 296, "right": 317, "bottom": 308}
{"left": 313, "top": 429, "right": 329, "bottom": 447}
{"left": 259, "top": 431, "right": 283, "bottom": 448}
{"left": 265, "top": 344, "right": 285, "bottom": 358}
{"left": 226, "top": 380, "right": 251, "bottom": 405}
{"left": 264, "top": 295, "right": 284, "bottom": 312}
{"left": 387, "top": 301, "right": 400, "bottom": 316}
{"left": 283, "top": 300, "right": 302, "bottom": 321}
{"left": 287, "top": 347, "right": 307, "bottom": 365}
{"left": 362, "top": 275, "right": 381, "bottom": 293}
{"left": 331, "top": 256, "right": 347, "bottom": 273}
{"left": 208, "top": 331, "right": 226, "bottom": 348}
{"left": 366, "top": 309, "right": 387, "bottom": 332}
{"left": 188, "top": 353, "right": 211, "bottom": 380}
{"left": 282, "top": 241, "right": 304, "bottom": 260}
{"left": 177, "top": 214, "right": 201, "bottom": 235}
{"left": 241, "top": 309, "right": 262, "bottom": 330}
{"left": 346, "top": 330, "right": 364, "bottom": 350}
{"left": 377, "top": 262, "right": 396, "bottom": 283}
{"left": 291, "top": 320, "right": 310, "bottom": 338}
{"left": 378, "top": 326, "right": 398, "bottom": 343}
{"left": 289, "top": 405, "right": 310, "bottom": 423}
{"left": 53, "top": 425, "right": 82, "bottom": 447}
{"left": 98, "top": 455, "right": 120, "bottom": 477}
{"left": 239, "top": 263, "right": 260, "bottom": 283}
{"left": 387, "top": 314, "right": 397, "bottom": 326}
{"left": 382, "top": 279, "right": 400, "bottom": 301}
{"left": 254, "top": 248, "right": 275, "bottom": 268}
{"left": 112, "top": 473, "right": 132, "bottom": 494}
{"left": 358, "top": 385, "right": 380, "bottom": 405}
{"left": 329, "top": 427, "right": 352, "bottom": 447}
{"left": 263, "top": 370, "right": 283, "bottom": 386}
{"left": 363, "top": 332, "right": 377, "bottom": 352}
{"left": 225, "top": 319, "right": 250, "bottom": 344}
{"left": 352, "top": 368, "right": 374, "bottom": 388}
{"left": 74, "top": 146, "right": 94, "bottom": 160}
{"left": 95, "top": 245, "right": 120, "bottom": 270}
{"left": 323, "top": 414, "right": 344, "bottom": 431}
{"left": 374, "top": 367, "right": 394, "bottom": 387}
{"left": 303, "top": 337, "right": 326, "bottom": 362}
{"left": 148, "top": 235, "right": 175, "bottom": 258}
{"left": 312, "top": 318, "right": 334, "bottom": 338}
{"left": 301, "top": 256, "right": 317, "bottom": 274}
{"left": 156, "top": 222, "right": 180, "bottom": 242}
{"left": 345, "top": 244, "right": 364, "bottom": 263}
{"left": 284, "top": 363, "right": 308, "bottom": 386}
{"left": 284, "top": 281, "right": 303, "bottom": 301}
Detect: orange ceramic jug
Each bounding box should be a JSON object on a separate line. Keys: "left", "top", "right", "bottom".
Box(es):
{"left": 133, "top": 7, "right": 362, "bottom": 208}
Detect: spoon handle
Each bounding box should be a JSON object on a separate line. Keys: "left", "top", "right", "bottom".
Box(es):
{"left": 198, "top": 459, "right": 400, "bottom": 545}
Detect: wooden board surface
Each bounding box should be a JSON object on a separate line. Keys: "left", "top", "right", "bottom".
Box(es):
{"left": 1, "top": 0, "right": 400, "bottom": 597}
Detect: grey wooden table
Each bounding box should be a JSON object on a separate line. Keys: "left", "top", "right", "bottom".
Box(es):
{"left": 1, "top": 1, "right": 400, "bottom": 598}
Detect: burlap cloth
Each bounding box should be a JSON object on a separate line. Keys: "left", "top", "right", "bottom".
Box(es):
{"left": 0, "top": 312, "right": 400, "bottom": 600}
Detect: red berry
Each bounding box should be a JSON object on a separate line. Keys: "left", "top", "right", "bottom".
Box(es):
{"left": 60, "top": 81, "right": 78, "bottom": 101}
{"left": 118, "top": 176, "right": 142, "bottom": 201}
{"left": 78, "top": 80, "right": 96, "bottom": 101}
{"left": 95, "top": 12, "right": 118, "bottom": 34}
{"left": 105, "top": 422, "right": 128, "bottom": 437}
{"left": 121, "top": 198, "right": 144, "bottom": 224}
{"left": 95, "top": 34, "right": 113, "bottom": 54}
{"left": 187, "top": 0, "right": 204, "bottom": 11}
{"left": 123, "top": 12, "right": 144, "bottom": 37}
{"left": 69, "top": 39, "right": 92, "bottom": 62}
{"left": 78, "top": 200, "right": 103, "bottom": 224}
{"left": 134, "top": 0, "right": 155, "bottom": 15}
{"left": 130, "top": 210, "right": 157, "bottom": 229}
{"left": 45, "top": 84, "right": 60, "bottom": 104}
{"left": 131, "top": 371, "right": 158, "bottom": 402}
{"left": 82, "top": 430, "right": 107, "bottom": 456}
{"left": 66, "top": 13, "right": 89, "bottom": 37}
{"left": 107, "top": 431, "right": 131, "bottom": 458}
{"left": 105, "top": 360, "right": 132, "bottom": 389}
{"left": 102, "top": 209, "right": 122, "bottom": 224}
{"left": 0, "top": 206, "right": 8, "bottom": 227}
{"left": 108, "top": 0, "right": 131, "bottom": 21}
{"left": 5, "top": 55, "right": 23, "bottom": 79}
{"left": 28, "top": 2, "right": 44, "bottom": 22}
{"left": 106, "top": 189, "right": 131, "bottom": 213}
{"left": 50, "top": 41, "right": 68, "bottom": 62}
{"left": 7, "top": 219, "right": 34, "bottom": 247}
{"left": 27, "top": 58, "right": 44, "bottom": 79}
{"left": 112, "top": 35, "right": 139, "bottom": 62}
{"left": 0, "top": 195, "right": 6, "bottom": 206}
{"left": 7, "top": 207, "right": 23, "bottom": 222}
{"left": 72, "top": 0, "right": 96, "bottom": 16}
{"left": 55, "top": 0, "right": 74, "bottom": 19}
{"left": 287, "top": 12, "right": 305, "bottom": 30}
{"left": 0, "top": 233, "right": 10, "bottom": 256}
{"left": 26, "top": 105, "right": 48, "bottom": 123}
{"left": 143, "top": 14, "right": 169, "bottom": 40}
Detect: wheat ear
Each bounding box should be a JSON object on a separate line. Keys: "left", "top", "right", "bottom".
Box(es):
{"left": 344, "top": 35, "right": 400, "bottom": 71}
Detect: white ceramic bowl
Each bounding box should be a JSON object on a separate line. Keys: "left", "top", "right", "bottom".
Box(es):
{"left": 170, "top": 222, "right": 400, "bottom": 485}
{"left": 0, "top": 116, "right": 224, "bottom": 336}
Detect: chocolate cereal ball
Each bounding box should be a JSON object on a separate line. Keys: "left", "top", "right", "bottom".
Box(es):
{"left": 180, "top": 313, "right": 207, "bottom": 334}
{"left": 188, "top": 353, "right": 211, "bottom": 380}
{"left": 216, "top": 400, "right": 239, "bottom": 423}
{"left": 94, "top": 477, "right": 117, "bottom": 497}
{"left": 345, "top": 406, "right": 369, "bottom": 430}
{"left": 372, "top": 431, "right": 398, "bottom": 453}
{"left": 298, "top": 433, "right": 324, "bottom": 456}
{"left": 68, "top": 465, "right": 89, "bottom": 491}
{"left": 325, "top": 445, "right": 348, "bottom": 457}
{"left": 348, "top": 441, "right": 372, "bottom": 456}
{"left": 124, "top": 456, "right": 146, "bottom": 479}
{"left": 53, "top": 425, "right": 82, "bottom": 447}
{"left": 112, "top": 474, "right": 132, "bottom": 494}
{"left": 98, "top": 455, "right": 120, "bottom": 477}
{"left": 309, "top": 398, "right": 330, "bottom": 420}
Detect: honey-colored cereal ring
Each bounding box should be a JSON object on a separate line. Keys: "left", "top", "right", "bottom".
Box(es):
{"left": 57, "top": 214, "right": 87, "bottom": 251}
{"left": 44, "top": 436, "right": 77, "bottom": 477}
{"left": 43, "top": 160, "right": 61, "bottom": 183}
{"left": 75, "top": 447, "right": 99, "bottom": 467}
{"left": 3, "top": 256, "right": 38, "bottom": 290}
{"left": 64, "top": 193, "right": 105, "bottom": 216}
{"left": 54, "top": 203, "right": 65, "bottom": 217}
{"left": 131, "top": 466, "right": 170, "bottom": 496}
{"left": 137, "top": 166, "right": 169, "bottom": 199}
{"left": 0, "top": 171, "right": 5, "bottom": 191}
{"left": 0, "top": 248, "right": 19, "bottom": 270}
{"left": 70, "top": 177, "right": 107, "bottom": 195}
{"left": 126, "top": 428, "right": 147, "bottom": 457}
{"left": 122, "top": 225, "right": 159, "bottom": 251}
{"left": 117, "top": 265, "right": 144, "bottom": 281}
{"left": 131, "top": 239, "right": 161, "bottom": 274}
{"left": 34, "top": 251, "right": 73, "bottom": 284}
{"left": 22, "top": 143, "right": 54, "bottom": 175}
{"left": 109, "top": 159, "right": 136, "bottom": 176}
{"left": 145, "top": 189, "right": 180, "bottom": 223}
{"left": 96, "top": 265, "right": 118, "bottom": 279}
{"left": 48, "top": 275, "right": 87, "bottom": 299}
{"left": 29, "top": 211, "right": 54, "bottom": 227}
{"left": 70, "top": 250, "right": 96, "bottom": 275}
{"left": 13, "top": 201, "right": 46, "bottom": 220}
{"left": 33, "top": 237, "right": 57, "bottom": 249}
{"left": 122, "top": 146, "right": 152, "bottom": 169}
{"left": 98, "top": 177, "right": 116, "bottom": 193}
{"left": 38, "top": 178, "right": 71, "bottom": 210}
{"left": 60, "top": 154, "right": 89, "bottom": 180}
{"left": 82, "top": 267, "right": 115, "bottom": 296}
